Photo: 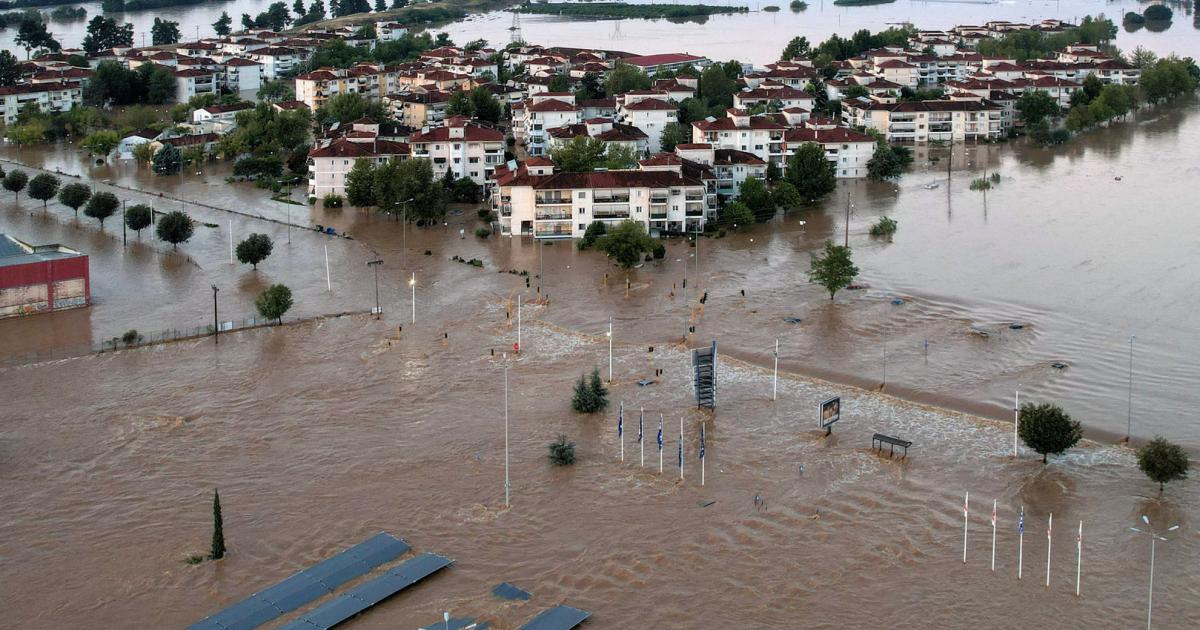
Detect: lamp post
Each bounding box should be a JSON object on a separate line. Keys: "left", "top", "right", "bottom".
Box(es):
{"left": 503, "top": 353, "right": 510, "bottom": 507}
{"left": 367, "top": 253, "right": 383, "bottom": 318}
{"left": 607, "top": 317, "right": 613, "bottom": 383}
{"left": 1130, "top": 515, "right": 1179, "bottom": 630}
{"left": 211, "top": 285, "right": 219, "bottom": 345}
{"left": 395, "top": 197, "right": 413, "bottom": 266}
{"left": 1127, "top": 334, "right": 1135, "bottom": 441}
{"left": 121, "top": 200, "right": 127, "bottom": 248}
{"left": 409, "top": 271, "right": 416, "bottom": 324}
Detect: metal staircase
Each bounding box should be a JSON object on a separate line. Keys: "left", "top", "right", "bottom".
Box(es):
{"left": 692, "top": 341, "right": 717, "bottom": 409}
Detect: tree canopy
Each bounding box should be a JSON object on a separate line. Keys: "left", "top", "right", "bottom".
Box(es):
{"left": 1018, "top": 403, "right": 1083, "bottom": 463}
{"left": 808, "top": 240, "right": 858, "bottom": 300}
{"left": 125, "top": 204, "right": 153, "bottom": 236}
{"left": 1136, "top": 436, "right": 1189, "bottom": 493}
{"left": 256, "top": 284, "right": 294, "bottom": 324}
{"left": 27, "top": 173, "right": 60, "bottom": 210}
{"left": 58, "top": 182, "right": 91, "bottom": 217}
{"left": 596, "top": 219, "right": 657, "bottom": 268}
{"left": 83, "top": 191, "right": 119, "bottom": 229}
{"left": 236, "top": 233, "right": 274, "bottom": 269}
{"left": 82, "top": 16, "right": 133, "bottom": 56}
{"left": 785, "top": 142, "right": 836, "bottom": 201}
{"left": 156, "top": 210, "right": 194, "bottom": 249}
{"left": 151, "top": 18, "right": 181, "bottom": 46}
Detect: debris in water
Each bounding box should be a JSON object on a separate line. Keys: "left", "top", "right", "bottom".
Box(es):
{"left": 1009, "top": 323, "right": 1025, "bottom": 330}
{"left": 1051, "top": 362, "right": 1068, "bottom": 370}
{"left": 784, "top": 317, "right": 802, "bottom": 324}
{"left": 637, "top": 379, "right": 655, "bottom": 387}
{"left": 492, "top": 582, "right": 531, "bottom": 601}
{"left": 699, "top": 500, "right": 716, "bottom": 508}
{"left": 891, "top": 299, "right": 904, "bottom": 306}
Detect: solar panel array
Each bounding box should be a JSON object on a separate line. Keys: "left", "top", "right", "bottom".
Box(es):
{"left": 519, "top": 605, "right": 591, "bottom": 630}
{"left": 278, "top": 552, "right": 454, "bottom": 630}
{"left": 188, "top": 532, "right": 411, "bottom": 630}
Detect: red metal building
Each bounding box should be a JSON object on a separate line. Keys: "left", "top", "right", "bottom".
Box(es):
{"left": 0, "top": 233, "right": 90, "bottom": 318}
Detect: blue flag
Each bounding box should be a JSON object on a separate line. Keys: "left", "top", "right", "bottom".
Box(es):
{"left": 618, "top": 403, "right": 623, "bottom": 438}
{"left": 657, "top": 419, "right": 663, "bottom": 450}
{"left": 638, "top": 410, "right": 643, "bottom": 443}
{"left": 700, "top": 424, "right": 705, "bottom": 460}
{"left": 678, "top": 436, "right": 683, "bottom": 470}
{"left": 1018, "top": 508, "right": 1024, "bottom": 534}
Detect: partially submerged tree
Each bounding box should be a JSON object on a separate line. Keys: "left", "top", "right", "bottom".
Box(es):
{"left": 548, "top": 434, "right": 576, "bottom": 466}
{"left": 3, "top": 169, "right": 29, "bottom": 203}
{"left": 156, "top": 210, "right": 194, "bottom": 249}
{"left": 236, "top": 233, "right": 274, "bottom": 270}
{"left": 255, "top": 284, "right": 293, "bottom": 324}
{"left": 27, "top": 173, "right": 60, "bottom": 211}
{"left": 210, "top": 489, "right": 225, "bottom": 560}
{"left": 571, "top": 367, "right": 609, "bottom": 413}
{"left": 807, "top": 240, "right": 858, "bottom": 300}
{"left": 125, "top": 204, "right": 153, "bottom": 238}
{"left": 83, "top": 191, "right": 119, "bottom": 229}
{"left": 1018, "top": 402, "right": 1083, "bottom": 463}
{"left": 58, "top": 182, "right": 91, "bottom": 218}
{"left": 595, "top": 219, "right": 657, "bottom": 268}
{"left": 1137, "top": 436, "right": 1189, "bottom": 493}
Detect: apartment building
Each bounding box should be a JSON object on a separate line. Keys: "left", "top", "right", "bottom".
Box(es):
{"left": 386, "top": 90, "right": 451, "bottom": 128}
{"left": 172, "top": 68, "right": 217, "bottom": 101}
{"left": 513, "top": 94, "right": 581, "bottom": 156}
{"left": 623, "top": 53, "right": 709, "bottom": 76}
{"left": 249, "top": 47, "right": 308, "bottom": 80}
{"left": 0, "top": 81, "right": 83, "bottom": 125}
{"left": 409, "top": 116, "right": 505, "bottom": 185}
{"left": 307, "top": 137, "right": 410, "bottom": 198}
{"left": 223, "top": 57, "right": 263, "bottom": 94}
{"left": 782, "top": 128, "right": 877, "bottom": 179}
{"left": 691, "top": 109, "right": 789, "bottom": 166}
{"left": 495, "top": 165, "right": 711, "bottom": 237}
{"left": 616, "top": 97, "right": 677, "bottom": 153}
{"left": 842, "top": 98, "right": 1004, "bottom": 142}
{"left": 671, "top": 143, "right": 767, "bottom": 198}
{"left": 546, "top": 119, "right": 649, "bottom": 155}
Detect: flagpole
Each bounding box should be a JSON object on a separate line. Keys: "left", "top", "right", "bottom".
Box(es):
{"left": 991, "top": 499, "right": 997, "bottom": 572}
{"left": 1046, "top": 512, "right": 1053, "bottom": 588}
{"left": 1075, "top": 520, "right": 1082, "bottom": 597}
{"left": 1013, "top": 388, "right": 1020, "bottom": 457}
{"left": 700, "top": 423, "right": 705, "bottom": 486}
{"left": 608, "top": 317, "right": 613, "bottom": 383}
{"left": 639, "top": 407, "right": 644, "bottom": 468}
{"left": 619, "top": 402, "right": 624, "bottom": 463}
{"left": 1018, "top": 506, "right": 1024, "bottom": 580}
{"left": 658, "top": 414, "right": 663, "bottom": 474}
{"left": 517, "top": 294, "right": 522, "bottom": 352}
{"left": 772, "top": 338, "right": 779, "bottom": 401}
{"left": 679, "top": 417, "right": 684, "bottom": 481}
{"left": 962, "top": 491, "right": 968, "bottom": 564}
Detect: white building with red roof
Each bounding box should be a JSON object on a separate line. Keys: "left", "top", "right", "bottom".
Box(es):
{"left": 409, "top": 116, "right": 506, "bottom": 184}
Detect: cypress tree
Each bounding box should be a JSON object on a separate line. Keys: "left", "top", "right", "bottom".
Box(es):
{"left": 210, "top": 489, "right": 226, "bottom": 560}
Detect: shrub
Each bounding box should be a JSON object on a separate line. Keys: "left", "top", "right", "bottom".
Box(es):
{"left": 652, "top": 242, "right": 666, "bottom": 259}
{"left": 571, "top": 367, "right": 609, "bottom": 413}
{"left": 156, "top": 211, "right": 194, "bottom": 249}
{"left": 323, "top": 193, "right": 344, "bottom": 208}
{"left": 1143, "top": 5, "right": 1172, "bottom": 21}
{"left": 1123, "top": 11, "right": 1145, "bottom": 25}
{"left": 1018, "top": 403, "right": 1083, "bottom": 463}
{"left": 121, "top": 329, "right": 143, "bottom": 345}
{"left": 578, "top": 220, "right": 607, "bottom": 250}
{"left": 1137, "top": 436, "right": 1189, "bottom": 493}
{"left": 232, "top": 156, "right": 284, "bottom": 179}
{"left": 547, "top": 434, "right": 576, "bottom": 466}
{"left": 869, "top": 216, "right": 897, "bottom": 237}
{"left": 474, "top": 227, "right": 491, "bottom": 238}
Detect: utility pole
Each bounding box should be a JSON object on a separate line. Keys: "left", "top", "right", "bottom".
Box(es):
{"left": 504, "top": 354, "right": 510, "bottom": 507}
{"left": 211, "top": 285, "right": 219, "bottom": 344}
{"left": 367, "top": 253, "right": 383, "bottom": 317}
{"left": 1127, "top": 334, "right": 1135, "bottom": 441}
{"left": 844, "top": 190, "right": 851, "bottom": 248}
{"left": 121, "top": 200, "right": 127, "bottom": 248}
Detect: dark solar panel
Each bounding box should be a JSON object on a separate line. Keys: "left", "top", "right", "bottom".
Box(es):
{"left": 278, "top": 553, "right": 453, "bottom": 630}
{"left": 188, "top": 532, "right": 410, "bottom": 630}
{"left": 492, "top": 582, "right": 531, "bottom": 601}
{"left": 519, "top": 605, "right": 591, "bottom": 630}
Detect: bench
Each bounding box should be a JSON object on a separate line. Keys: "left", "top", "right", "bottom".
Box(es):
{"left": 872, "top": 433, "right": 912, "bottom": 459}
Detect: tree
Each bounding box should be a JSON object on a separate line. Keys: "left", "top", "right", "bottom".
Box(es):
{"left": 603, "top": 144, "right": 639, "bottom": 170}
{"left": 596, "top": 219, "right": 657, "bottom": 268}
{"left": 374, "top": 0, "right": 386, "bottom": 11}
{"left": 81, "top": 131, "right": 120, "bottom": 158}
{"left": 315, "top": 93, "right": 387, "bottom": 125}
{"left": 236, "top": 233, "right": 274, "bottom": 269}
{"left": 659, "top": 122, "right": 688, "bottom": 153}
{"left": 1127, "top": 46, "right": 1157, "bottom": 69}
{"left": 1136, "top": 436, "right": 1189, "bottom": 493}
{"left": 213, "top": 12, "right": 232, "bottom": 37}
{"left": 125, "top": 204, "right": 152, "bottom": 238}
{"left": 737, "top": 177, "right": 773, "bottom": 221}
{"left": 139, "top": 63, "right": 176, "bottom": 105}
{"left": 82, "top": 16, "right": 133, "bottom": 56}
{"left": 1016, "top": 90, "right": 1061, "bottom": 125}
{"left": 1018, "top": 402, "right": 1083, "bottom": 463}
{"left": 547, "top": 434, "right": 576, "bottom": 466}
{"left": 446, "top": 90, "right": 473, "bottom": 117}
{"left": 257, "top": 79, "right": 295, "bottom": 103}
{"left": 344, "top": 158, "right": 377, "bottom": 208}
{"left": 571, "top": 367, "right": 609, "bottom": 413}
{"left": 765, "top": 160, "right": 781, "bottom": 183}
{"left": 293, "top": 0, "right": 306, "bottom": 17}
{"left": 373, "top": 158, "right": 445, "bottom": 223}
{"left": 780, "top": 36, "right": 811, "bottom": 61}
{"left": 550, "top": 136, "right": 609, "bottom": 173}
{"left": 721, "top": 201, "right": 754, "bottom": 229}
{"left": 151, "top": 18, "right": 181, "bottom": 46}
{"left": 771, "top": 180, "right": 803, "bottom": 209}
{"left": 547, "top": 73, "right": 571, "bottom": 93}
{"left": 242, "top": 14, "right": 255, "bottom": 30}
{"left": 153, "top": 144, "right": 183, "bottom": 175}
{"left": 58, "top": 183, "right": 91, "bottom": 218}
{"left": 578, "top": 220, "right": 607, "bottom": 250}
{"left": 807, "top": 240, "right": 858, "bottom": 301}
{"left": 1143, "top": 5, "right": 1173, "bottom": 21}
{"left": 27, "top": 173, "right": 60, "bottom": 211}
{"left": 0, "top": 50, "right": 20, "bottom": 87}
{"left": 1064, "top": 105, "right": 1093, "bottom": 132}
{"left": 210, "top": 489, "right": 225, "bottom": 560}
{"left": 3, "top": 169, "right": 29, "bottom": 203}
{"left": 867, "top": 144, "right": 903, "bottom": 181}
{"left": 156, "top": 210, "right": 194, "bottom": 249}
{"left": 83, "top": 191, "right": 119, "bottom": 229}
{"left": 699, "top": 64, "right": 738, "bottom": 109}
{"left": 605, "top": 61, "right": 652, "bottom": 96}
{"left": 258, "top": 2, "right": 293, "bottom": 32}
{"left": 255, "top": 284, "right": 293, "bottom": 324}
{"left": 785, "top": 142, "right": 836, "bottom": 201}
{"left": 470, "top": 88, "right": 502, "bottom": 124}
{"left": 132, "top": 143, "right": 156, "bottom": 165}
{"left": 16, "top": 18, "right": 60, "bottom": 59}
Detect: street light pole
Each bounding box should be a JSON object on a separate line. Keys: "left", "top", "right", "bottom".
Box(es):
{"left": 844, "top": 191, "right": 852, "bottom": 248}
{"left": 122, "top": 200, "right": 127, "bottom": 248}
{"left": 211, "top": 285, "right": 219, "bottom": 345}
{"left": 367, "top": 254, "right": 383, "bottom": 318}
{"left": 607, "top": 317, "right": 613, "bottom": 383}
{"left": 504, "top": 353, "right": 510, "bottom": 507}
{"left": 409, "top": 272, "right": 416, "bottom": 324}
{"left": 1127, "top": 334, "right": 1136, "bottom": 441}
{"left": 1130, "top": 516, "right": 1180, "bottom": 630}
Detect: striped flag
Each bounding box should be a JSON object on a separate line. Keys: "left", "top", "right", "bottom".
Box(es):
{"left": 963, "top": 493, "right": 969, "bottom": 517}
{"left": 700, "top": 424, "right": 706, "bottom": 460}
{"left": 992, "top": 501, "right": 997, "bottom": 528}
{"left": 638, "top": 409, "right": 643, "bottom": 444}
{"left": 678, "top": 435, "right": 683, "bottom": 470}
{"left": 618, "top": 403, "right": 623, "bottom": 438}
{"left": 1019, "top": 507, "right": 1024, "bottom": 534}
{"left": 657, "top": 418, "right": 663, "bottom": 451}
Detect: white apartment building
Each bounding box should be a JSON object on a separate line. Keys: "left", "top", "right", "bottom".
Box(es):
{"left": 691, "top": 109, "right": 789, "bottom": 165}
{"left": 192, "top": 102, "right": 253, "bottom": 124}
{"left": 172, "top": 68, "right": 217, "bottom": 102}
{"left": 249, "top": 47, "right": 308, "bottom": 80}
{"left": 375, "top": 22, "right": 409, "bottom": 42}
{"left": 782, "top": 128, "right": 877, "bottom": 179}
{"left": 546, "top": 119, "right": 649, "bottom": 155}
{"left": 223, "top": 57, "right": 263, "bottom": 94}
{"left": 495, "top": 166, "right": 711, "bottom": 237}
{"left": 0, "top": 81, "right": 83, "bottom": 124}
{"left": 671, "top": 143, "right": 767, "bottom": 198}
{"left": 733, "top": 87, "right": 816, "bottom": 111}
{"left": 617, "top": 97, "right": 677, "bottom": 153}
{"left": 409, "top": 116, "right": 506, "bottom": 185}
{"left": 842, "top": 98, "right": 1004, "bottom": 142}
{"left": 307, "top": 138, "right": 410, "bottom": 198}
{"left": 513, "top": 95, "right": 581, "bottom": 156}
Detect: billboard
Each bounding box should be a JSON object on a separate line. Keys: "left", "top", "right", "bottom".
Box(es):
{"left": 819, "top": 397, "right": 841, "bottom": 430}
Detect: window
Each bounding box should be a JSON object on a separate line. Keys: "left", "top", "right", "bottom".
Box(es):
{"left": 453, "top": 158, "right": 461, "bottom": 164}
{"left": 453, "top": 143, "right": 461, "bottom": 150}
{"left": 468, "top": 157, "right": 479, "bottom": 163}
{"left": 470, "top": 172, "right": 478, "bottom": 178}
{"left": 578, "top": 191, "right": 586, "bottom": 199}
{"left": 579, "top": 224, "right": 586, "bottom": 231}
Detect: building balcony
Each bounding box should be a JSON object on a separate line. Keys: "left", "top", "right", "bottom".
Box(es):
{"left": 499, "top": 204, "right": 512, "bottom": 217}
{"left": 534, "top": 220, "right": 573, "bottom": 237}
{"left": 593, "top": 195, "right": 630, "bottom": 204}
{"left": 592, "top": 204, "right": 630, "bottom": 219}
{"left": 684, "top": 193, "right": 704, "bottom": 202}
{"left": 685, "top": 202, "right": 705, "bottom": 216}
{"left": 535, "top": 209, "right": 572, "bottom": 220}
{"left": 650, "top": 211, "right": 668, "bottom": 220}
{"left": 535, "top": 195, "right": 570, "bottom": 205}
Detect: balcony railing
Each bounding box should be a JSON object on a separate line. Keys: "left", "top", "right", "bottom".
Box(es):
{"left": 650, "top": 212, "right": 668, "bottom": 220}
{"left": 535, "top": 195, "right": 570, "bottom": 205}
{"left": 534, "top": 220, "right": 573, "bottom": 237}
{"left": 684, "top": 193, "right": 704, "bottom": 202}
{"left": 592, "top": 204, "right": 630, "bottom": 219}
{"left": 685, "top": 202, "right": 704, "bottom": 216}
{"left": 535, "top": 209, "right": 572, "bottom": 220}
